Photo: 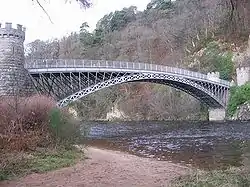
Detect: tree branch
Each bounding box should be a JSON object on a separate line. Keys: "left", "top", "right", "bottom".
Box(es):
{"left": 229, "top": 0, "right": 235, "bottom": 22}
{"left": 34, "top": 0, "right": 54, "bottom": 24}
{"left": 34, "top": 0, "right": 92, "bottom": 23}
{"left": 75, "top": 0, "right": 92, "bottom": 8}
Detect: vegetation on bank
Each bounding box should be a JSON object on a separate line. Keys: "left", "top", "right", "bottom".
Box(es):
{"left": 227, "top": 83, "right": 250, "bottom": 116}
{"left": 0, "top": 95, "right": 84, "bottom": 181}
{"left": 171, "top": 168, "right": 250, "bottom": 187}
{"left": 198, "top": 41, "right": 234, "bottom": 81}
{"left": 0, "top": 148, "right": 83, "bottom": 181}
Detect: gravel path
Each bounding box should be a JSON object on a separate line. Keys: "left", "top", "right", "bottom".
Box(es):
{"left": 1, "top": 147, "right": 189, "bottom": 187}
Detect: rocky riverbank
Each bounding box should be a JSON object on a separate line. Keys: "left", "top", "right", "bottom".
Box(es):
{"left": 233, "top": 101, "right": 250, "bottom": 121}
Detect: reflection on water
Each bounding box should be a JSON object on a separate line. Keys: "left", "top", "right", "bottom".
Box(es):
{"left": 83, "top": 121, "right": 250, "bottom": 170}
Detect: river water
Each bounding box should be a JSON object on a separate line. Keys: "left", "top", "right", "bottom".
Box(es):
{"left": 83, "top": 121, "right": 250, "bottom": 170}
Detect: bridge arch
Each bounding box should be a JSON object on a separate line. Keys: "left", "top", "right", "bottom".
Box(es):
{"left": 26, "top": 59, "right": 230, "bottom": 110}
{"left": 56, "top": 72, "right": 227, "bottom": 108}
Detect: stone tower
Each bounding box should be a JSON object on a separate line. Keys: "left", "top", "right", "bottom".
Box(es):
{"left": 0, "top": 22, "right": 32, "bottom": 96}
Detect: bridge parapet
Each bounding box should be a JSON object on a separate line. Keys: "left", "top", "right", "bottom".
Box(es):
{"left": 25, "top": 59, "right": 230, "bottom": 87}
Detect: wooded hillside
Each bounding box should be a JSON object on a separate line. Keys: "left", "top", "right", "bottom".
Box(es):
{"left": 26, "top": 0, "right": 250, "bottom": 120}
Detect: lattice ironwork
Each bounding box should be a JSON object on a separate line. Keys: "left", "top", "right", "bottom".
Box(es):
{"left": 26, "top": 60, "right": 230, "bottom": 108}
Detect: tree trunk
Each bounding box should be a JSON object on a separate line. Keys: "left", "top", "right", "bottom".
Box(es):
{"left": 227, "top": 0, "right": 250, "bottom": 35}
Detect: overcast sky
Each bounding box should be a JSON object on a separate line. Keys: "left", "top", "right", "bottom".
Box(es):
{"left": 0, "top": 0, "right": 150, "bottom": 44}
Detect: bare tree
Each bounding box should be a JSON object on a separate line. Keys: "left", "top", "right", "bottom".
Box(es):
{"left": 226, "top": 0, "right": 250, "bottom": 35}
{"left": 26, "top": 0, "right": 246, "bottom": 121}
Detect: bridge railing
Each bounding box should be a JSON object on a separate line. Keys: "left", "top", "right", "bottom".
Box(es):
{"left": 25, "top": 59, "right": 230, "bottom": 86}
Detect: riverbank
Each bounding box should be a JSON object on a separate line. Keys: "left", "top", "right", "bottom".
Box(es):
{"left": 0, "top": 95, "right": 84, "bottom": 181}
{"left": 1, "top": 146, "right": 189, "bottom": 187}
{"left": 172, "top": 167, "right": 250, "bottom": 187}
{"left": 0, "top": 147, "right": 84, "bottom": 181}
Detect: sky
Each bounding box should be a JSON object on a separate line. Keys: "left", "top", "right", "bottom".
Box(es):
{"left": 0, "top": 0, "right": 150, "bottom": 44}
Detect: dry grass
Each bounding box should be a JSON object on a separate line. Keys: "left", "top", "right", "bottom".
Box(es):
{"left": 0, "top": 95, "right": 56, "bottom": 151}
{"left": 0, "top": 95, "right": 84, "bottom": 181}
{"left": 171, "top": 167, "right": 250, "bottom": 187}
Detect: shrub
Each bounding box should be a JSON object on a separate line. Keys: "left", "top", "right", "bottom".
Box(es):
{"left": 48, "top": 108, "right": 83, "bottom": 148}
{"left": 214, "top": 52, "right": 234, "bottom": 80}
{"left": 200, "top": 41, "right": 234, "bottom": 80}
{"left": 0, "top": 95, "right": 84, "bottom": 181}
{"left": 0, "top": 95, "right": 82, "bottom": 151}
{"left": 227, "top": 83, "right": 250, "bottom": 116}
{"left": 0, "top": 95, "right": 55, "bottom": 135}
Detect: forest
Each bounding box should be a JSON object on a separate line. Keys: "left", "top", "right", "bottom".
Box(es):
{"left": 26, "top": 0, "right": 250, "bottom": 121}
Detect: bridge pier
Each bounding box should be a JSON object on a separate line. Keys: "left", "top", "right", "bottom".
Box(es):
{"left": 208, "top": 108, "right": 226, "bottom": 121}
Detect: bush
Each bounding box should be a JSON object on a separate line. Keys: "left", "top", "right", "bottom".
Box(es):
{"left": 214, "top": 52, "right": 234, "bottom": 80}
{"left": 0, "top": 95, "right": 55, "bottom": 134}
{"left": 0, "top": 95, "right": 84, "bottom": 180}
{"left": 200, "top": 41, "right": 234, "bottom": 80}
{"left": 49, "top": 108, "right": 83, "bottom": 148}
{"left": 227, "top": 84, "right": 250, "bottom": 116}
{"left": 0, "top": 95, "right": 82, "bottom": 151}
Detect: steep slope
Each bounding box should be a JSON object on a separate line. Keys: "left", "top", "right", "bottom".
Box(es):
{"left": 26, "top": 0, "right": 250, "bottom": 120}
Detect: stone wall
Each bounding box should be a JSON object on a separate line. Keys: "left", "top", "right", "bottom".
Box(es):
{"left": 0, "top": 22, "right": 33, "bottom": 96}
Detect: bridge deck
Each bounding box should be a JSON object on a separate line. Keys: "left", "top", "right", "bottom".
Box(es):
{"left": 25, "top": 59, "right": 230, "bottom": 108}
{"left": 25, "top": 59, "right": 230, "bottom": 87}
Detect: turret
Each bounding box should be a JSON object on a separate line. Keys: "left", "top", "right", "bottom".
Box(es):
{"left": 0, "top": 22, "right": 32, "bottom": 96}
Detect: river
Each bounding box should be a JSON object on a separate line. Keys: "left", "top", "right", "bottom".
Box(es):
{"left": 83, "top": 121, "right": 250, "bottom": 170}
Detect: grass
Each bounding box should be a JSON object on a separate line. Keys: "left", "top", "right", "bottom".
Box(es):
{"left": 0, "top": 95, "right": 85, "bottom": 182}
{"left": 171, "top": 167, "right": 250, "bottom": 187}
{"left": 0, "top": 147, "right": 84, "bottom": 181}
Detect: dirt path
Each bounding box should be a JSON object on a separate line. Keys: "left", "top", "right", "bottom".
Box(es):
{"left": 1, "top": 147, "right": 190, "bottom": 187}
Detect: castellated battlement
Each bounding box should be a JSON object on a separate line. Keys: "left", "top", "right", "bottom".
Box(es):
{"left": 236, "top": 66, "right": 250, "bottom": 73}
{"left": 207, "top": 71, "right": 220, "bottom": 83}
{"left": 207, "top": 72, "right": 220, "bottom": 78}
{"left": 0, "top": 22, "right": 25, "bottom": 41}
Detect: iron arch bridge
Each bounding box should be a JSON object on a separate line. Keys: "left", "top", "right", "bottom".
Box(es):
{"left": 25, "top": 59, "right": 230, "bottom": 108}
